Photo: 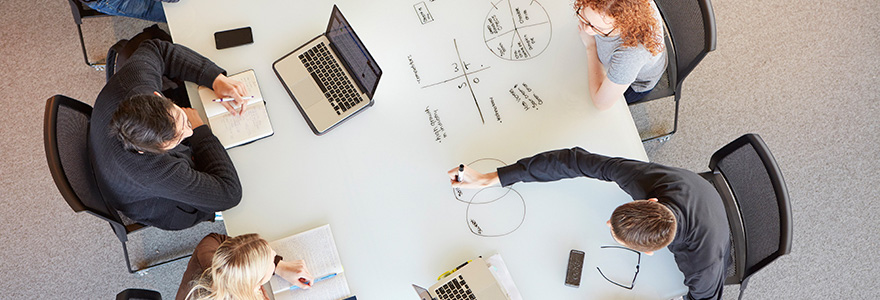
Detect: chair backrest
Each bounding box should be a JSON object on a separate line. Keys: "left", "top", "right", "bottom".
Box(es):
{"left": 653, "top": 0, "right": 717, "bottom": 85}
{"left": 116, "top": 288, "right": 162, "bottom": 300}
{"left": 709, "top": 134, "right": 792, "bottom": 283}
{"left": 43, "top": 95, "right": 123, "bottom": 225}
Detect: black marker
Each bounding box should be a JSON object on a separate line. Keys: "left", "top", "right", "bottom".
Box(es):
{"left": 456, "top": 164, "right": 465, "bottom": 182}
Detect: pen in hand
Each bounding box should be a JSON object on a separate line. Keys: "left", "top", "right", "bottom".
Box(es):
{"left": 455, "top": 164, "right": 465, "bottom": 182}
{"left": 275, "top": 272, "right": 339, "bottom": 293}
{"left": 212, "top": 96, "right": 254, "bottom": 102}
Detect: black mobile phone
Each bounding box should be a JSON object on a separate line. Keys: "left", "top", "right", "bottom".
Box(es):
{"left": 565, "top": 249, "right": 585, "bottom": 288}
{"left": 214, "top": 27, "right": 253, "bottom": 49}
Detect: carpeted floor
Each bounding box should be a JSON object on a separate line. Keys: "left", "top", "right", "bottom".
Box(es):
{"left": 1, "top": 0, "right": 878, "bottom": 299}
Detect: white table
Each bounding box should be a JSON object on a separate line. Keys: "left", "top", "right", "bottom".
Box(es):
{"left": 165, "top": 0, "right": 687, "bottom": 299}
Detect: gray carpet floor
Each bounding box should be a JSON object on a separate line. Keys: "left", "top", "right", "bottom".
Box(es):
{"left": 1, "top": 0, "right": 878, "bottom": 299}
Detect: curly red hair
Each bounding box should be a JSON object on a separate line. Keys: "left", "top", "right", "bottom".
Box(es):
{"left": 575, "top": 0, "right": 664, "bottom": 56}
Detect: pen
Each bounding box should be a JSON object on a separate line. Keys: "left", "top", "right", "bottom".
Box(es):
{"left": 456, "top": 164, "right": 464, "bottom": 182}
{"left": 212, "top": 96, "right": 254, "bottom": 102}
{"left": 275, "top": 272, "right": 339, "bottom": 293}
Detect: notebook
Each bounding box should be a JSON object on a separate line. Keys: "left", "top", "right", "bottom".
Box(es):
{"left": 273, "top": 5, "right": 382, "bottom": 135}
{"left": 413, "top": 257, "right": 512, "bottom": 300}
{"left": 266, "top": 224, "right": 350, "bottom": 300}
{"left": 197, "top": 69, "right": 274, "bottom": 149}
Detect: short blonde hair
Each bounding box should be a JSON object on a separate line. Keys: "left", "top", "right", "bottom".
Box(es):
{"left": 187, "top": 234, "right": 274, "bottom": 300}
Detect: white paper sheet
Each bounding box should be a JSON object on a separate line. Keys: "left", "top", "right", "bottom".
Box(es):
{"left": 268, "top": 225, "right": 350, "bottom": 300}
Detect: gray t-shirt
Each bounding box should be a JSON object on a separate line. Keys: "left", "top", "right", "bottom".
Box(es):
{"left": 594, "top": 5, "right": 667, "bottom": 92}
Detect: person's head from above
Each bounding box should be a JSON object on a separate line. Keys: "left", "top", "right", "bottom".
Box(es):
{"left": 574, "top": 0, "right": 664, "bottom": 55}
{"left": 110, "top": 92, "right": 193, "bottom": 154}
{"left": 606, "top": 198, "right": 676, "bottom": 255}
{"left": 190, "top": 234, "right": 276, "bottom": 300}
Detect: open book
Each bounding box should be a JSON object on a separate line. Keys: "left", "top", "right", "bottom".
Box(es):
{"left": 197, "top": 69, "right": 273, "bottom": 149}
{"left": 267, "top": 224, "right": 351, "bottom": 300}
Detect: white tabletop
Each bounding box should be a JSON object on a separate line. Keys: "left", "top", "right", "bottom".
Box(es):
{"left": 165, "top": 0, "right": 686, "bottom": 299}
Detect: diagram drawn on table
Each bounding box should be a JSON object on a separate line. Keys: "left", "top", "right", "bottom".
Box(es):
{"left": 484, "top": 0, "right": 552, "bottom": 61}
{"left": 421, "top": 39, "right": 492, "bottom": 124}
{"left": 452, "top": 158, "right": 526, "bottom": 237}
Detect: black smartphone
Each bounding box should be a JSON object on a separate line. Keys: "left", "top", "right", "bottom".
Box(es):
{"left": 565, "top": 249, "right": 585, "bottom": 288}
{"left": 214, "top": 27, "right": 253, "bottom": 50}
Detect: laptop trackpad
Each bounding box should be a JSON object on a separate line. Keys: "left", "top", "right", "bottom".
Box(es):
{"left": 292, "top": 79, "right": 324, "bottom": 108}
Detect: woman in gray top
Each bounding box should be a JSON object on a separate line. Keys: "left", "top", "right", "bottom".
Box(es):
{"left": 575, "top": 0, "right": 667, "bottom": 109}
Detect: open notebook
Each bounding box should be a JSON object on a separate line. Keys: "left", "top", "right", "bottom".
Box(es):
{"left": 197, "top": 69, "right": 274, "bottom": 149}
{"left": 266, "top": 224, "right": 351, "bottom": 300}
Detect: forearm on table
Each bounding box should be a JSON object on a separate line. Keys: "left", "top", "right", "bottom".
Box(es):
{"left": 585, "top": 44, "right": 606, "bottom": 104}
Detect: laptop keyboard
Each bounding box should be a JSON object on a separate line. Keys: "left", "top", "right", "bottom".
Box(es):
{"left": 436, "top": 275, "right": 476, "bottom": 300}
{"left": 298, "top": 43, "right": 362, "bottom": 115}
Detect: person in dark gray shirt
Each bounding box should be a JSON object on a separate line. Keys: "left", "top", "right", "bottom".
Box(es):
{"left": 90, "top": 39, "right": 250, "bottom": 230}
{"left": 449, "top": 147, "right": 730, "bottom": 300}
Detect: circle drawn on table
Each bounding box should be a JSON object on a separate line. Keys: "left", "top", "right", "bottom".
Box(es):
{"left": 451, "top": 158, "right": 527, "bottom": 237}
{"left": 452, "top": 158, "right": 509, "bottom": 204}
{"left": 466, "top": 187, "right": 526, "bottom": 237}
{"left": 484, "top": 0, "right": 553, "bottom": 61}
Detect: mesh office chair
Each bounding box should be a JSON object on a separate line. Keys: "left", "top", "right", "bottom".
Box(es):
{"left": 700, "top": 134, "right": 793, "bottom": 300}
{"left": 631, "top": 0, "right": 717, "bottom": 142}
{"left": 43, "top": 95, "right": 192, "bottom": 273}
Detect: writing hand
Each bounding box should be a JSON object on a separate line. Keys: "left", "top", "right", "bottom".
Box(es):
{"left": 212, "top": 74, "right": 249, "bottom": 116}
{"left": 276, "top": 260, "right": 314, "bottom": 290}
{"left": 447, "top": 165, "right": 501, "bottom": 189}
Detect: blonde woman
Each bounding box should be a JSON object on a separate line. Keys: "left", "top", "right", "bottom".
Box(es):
{"left": 575, "top": 0, "right": 667, "bottom": 109}
{"left": 176, "top": 233, "right": 314, "bottom": 300}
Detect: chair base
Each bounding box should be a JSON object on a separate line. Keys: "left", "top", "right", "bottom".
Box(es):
{"left": 637, "top": 94, "right": 680, "bottom": 143}
{"left": 121, "top": 239, "right": 192, "bottom": 274}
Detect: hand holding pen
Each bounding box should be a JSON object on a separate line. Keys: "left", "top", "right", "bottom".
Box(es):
{"left": 275, "top": 259, "right": 314, "bottom": 290}
{"left": 211, "top": 74, "right": 249, "bottom": 116}
{"left": 447, "top": 164, "right": 501, "bottom": 189}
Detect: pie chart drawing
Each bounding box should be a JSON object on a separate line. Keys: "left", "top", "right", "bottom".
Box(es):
{"left": 484, "top": 0, "right": 552, "bottom": 61}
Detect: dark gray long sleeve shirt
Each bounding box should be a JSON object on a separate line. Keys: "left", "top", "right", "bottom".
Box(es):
{"left": 497, "top": 147, "right": 729, "bottom": 300}
{"left": 89, "top": 39, "right": 241, "bottom": 230}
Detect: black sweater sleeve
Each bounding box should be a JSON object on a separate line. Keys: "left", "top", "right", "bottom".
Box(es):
{"left": 497, "top": 147, "right": 655, "bottom": 200}
{"left": 117, "top": 39, "right": 225, "bottom": 99}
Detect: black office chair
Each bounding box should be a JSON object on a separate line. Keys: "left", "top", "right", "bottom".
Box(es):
{"left": 630, "top": 0, "right": 717, "bottom": 142}
{"left": 116, "top": 288, "right": 162, "bottom": 300}
{"left": 699, "top": 134, "right": 793, "bottom": 300}
{"left": 43, "top": 95, "right": 192, "bottom": 273}
{"left": 68, "top": 0, "right": 113, "bottom": 69}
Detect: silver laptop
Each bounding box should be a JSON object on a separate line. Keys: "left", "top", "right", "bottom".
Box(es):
{"left": 413, "top": 258, "right": 511, "bottom": 300}
{"left": 273, "top": 5, "right": 382, "bottom": 135}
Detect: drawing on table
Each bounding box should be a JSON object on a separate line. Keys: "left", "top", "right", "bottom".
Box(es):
{"left": 421, "top": 39, "right": 492, "bottom": 124}
{"left": 484, "top": 0, "right": 552, "bottom": 61}
{"left": 452, "top": 158, "right": 526, "bottom": 237}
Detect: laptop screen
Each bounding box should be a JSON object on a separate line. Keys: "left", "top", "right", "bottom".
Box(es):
{"left": 326, "top": 5, "right": 382, "bottom": 98}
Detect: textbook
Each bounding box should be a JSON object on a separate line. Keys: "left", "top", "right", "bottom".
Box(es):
{"left": 267, "top": 224, "right": 351, "bottom": 300}
{"left": 197, "top": 69, "right": 273, "bottom": 149}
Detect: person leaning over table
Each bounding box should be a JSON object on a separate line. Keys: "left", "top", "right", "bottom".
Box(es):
{"left": 574, "top": 0, "right": 668, "bottom": 109}
{"left": 90, "top": 39, "right": 251, "bottom": 230}
{"left": 177, "top": 233, "right": 315, "bottom": 300}
{"left": 448, "top": 147, "right": 730, "bottom": 300}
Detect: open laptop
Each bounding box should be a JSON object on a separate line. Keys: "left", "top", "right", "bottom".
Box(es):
{"left": 412, "top": 258, "right": 511, "bottom": 300}
{"left": 273, "top": 5, "right": 382, "bottom": 135}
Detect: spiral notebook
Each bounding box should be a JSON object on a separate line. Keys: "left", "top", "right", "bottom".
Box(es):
{"left": 197, "top": 69, "right": 274, "bottom": 149}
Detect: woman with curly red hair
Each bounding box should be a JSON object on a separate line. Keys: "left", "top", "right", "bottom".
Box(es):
{"left": 575, "top": 0, "right": 667, "bottom": 110}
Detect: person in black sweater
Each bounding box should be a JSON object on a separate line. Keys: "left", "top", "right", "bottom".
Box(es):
{"left": 90, "top": 39, "right": 248, "bottom": 230}
{"left": 449, "top": 147, "right": 730, "bottom": 300}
